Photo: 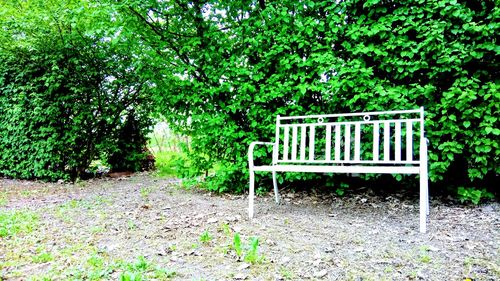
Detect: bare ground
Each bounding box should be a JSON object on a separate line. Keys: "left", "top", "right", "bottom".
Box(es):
{"left": 0, "top": 173, "right": 498, "bottom": 280}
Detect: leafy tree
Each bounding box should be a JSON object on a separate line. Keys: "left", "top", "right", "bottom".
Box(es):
{"left": 0, "top": 0, "right": 153, "bottom": 180}
{"left": 120, "top": 0, "right": 498, "bottom": 194}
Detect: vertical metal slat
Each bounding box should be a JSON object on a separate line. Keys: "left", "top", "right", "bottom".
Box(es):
{"left": 299, "top": 125, "right": 307, "bottom": 161}
{"left": 395, "top": 121, "right": 401, "bottom": 162}
{"left": 283, "top": 126, "right": 289, "bottom": 161}
{"left": 384, "top": 121, "right": 391, "bottom": 162}
{"left": 309, "top": 125, "right": 315, "bottom": 161}
{"left": 354, "top": 123, "right": 361, "bottom": 161}
{"left": 291, "top": 126, "right": 298, "bottom": 161}
{"left": 406, "top": 120, "right": 413, "bottom": 162}
{"left": 344, "top": 124, "right": 351, "bottom": 161}
{"left": 325, "top": 125, "right": 332, "bottom": 161}
{"left": 335, "top": 125, "right": 341, "bottom": 161}
{"left": 373, "top": 122, "right": 380, "bottom": 161}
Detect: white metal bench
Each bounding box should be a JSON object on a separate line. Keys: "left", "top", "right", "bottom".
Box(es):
{"left": 248, "top": 108, "right": 429, "bottom": 233}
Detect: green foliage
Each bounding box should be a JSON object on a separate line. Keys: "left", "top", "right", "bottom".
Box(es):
{"left": 0, "top": 0, "right": 153, "bottom": 181}
{"left": 116, "top": 0, "right": 498, "bottom": 194}
{"left": 153, "top": 151, "right": 198, "bottom": 178}
{"left": 0, "top": 0, "right": 497, "bottom": 194}
{"left": 0, "top": 210, "right": 38, "bottom": 238}
{"left": 333, "top": 182, "right": 350, "bottom": 196}
{"left": 457, "top": 187, "right": 494, "bottom": 205}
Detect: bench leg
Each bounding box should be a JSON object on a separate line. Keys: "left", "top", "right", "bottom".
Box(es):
{"left": 419, "top": 172, "right": 429, "bottom": 233}
{"left": 249, "top": 169, "right": 255, "bottom": 219}
{"left": 272, "top": 171, "right": 280, "bottom": 204}
{"left": 419, "top": 136, "right": 429, "bottom": 233}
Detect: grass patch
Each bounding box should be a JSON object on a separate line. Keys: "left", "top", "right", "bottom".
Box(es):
{"left": 154, "top": 151, "right": 187, "bottom": 177}
{"left": 32, "top": 252, "right": 54, "bottom": 264}
{"left": 29, "top": 254, "right": 177, "bottom": 281}
{"left": 0, "top": 209, "right": 38, "bottom": 238}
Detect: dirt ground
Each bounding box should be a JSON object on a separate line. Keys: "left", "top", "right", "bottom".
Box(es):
{"left": 1, "top": 173, "right": 498, "bottom": 280}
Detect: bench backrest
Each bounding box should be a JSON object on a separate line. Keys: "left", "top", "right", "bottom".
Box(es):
{"left": 273, "top": 108, "right": 425, "bottom": 166}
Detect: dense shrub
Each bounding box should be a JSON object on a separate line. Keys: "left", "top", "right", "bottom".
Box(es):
{"left": 122, "top": 0, "right": 498, "bottom": 194}
{"left": 0, "top": 0, "right": 153, "bottom": 180}
{"left": 0, "top": 46, "right": 153, "bottom": 180}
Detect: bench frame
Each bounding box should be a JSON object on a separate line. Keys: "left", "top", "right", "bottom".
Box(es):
{"left": 248, "top": 107, "right": 429, "bottom": 233}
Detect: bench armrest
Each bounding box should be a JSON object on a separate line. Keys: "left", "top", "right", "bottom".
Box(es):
{"left": 248, "top": 141, "right": 275, "bottom": 169}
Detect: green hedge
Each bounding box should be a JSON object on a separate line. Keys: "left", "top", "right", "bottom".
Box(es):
{"left": 0, "top": 47, "right": 152, "bottom": 180}
{"left": 0, "top": 0, "right": 154, "bottom": 180}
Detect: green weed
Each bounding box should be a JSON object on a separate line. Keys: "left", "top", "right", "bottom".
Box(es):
{"left": 32, "top": 252, "right": 54, "bottom": 263}
{"left": 168, "top": 244, "right": 177, "bottom": 252}
{"left": 420, "top": 254, "right": 431, "bottom": 263}
{"left": 279, "top": 266, "right": 294, "bottom": 280}
{"left": 244, "top": 237, "right": 263, "bottom": 264}
{"left": 87, "top": 254, "right": 105, "bottom": 268}
{"left": 127, "top": 220, "right": 137, "bottom": 230}
{"left": 152, "top": 268, "right": 177, "bottom": 279}
{"left": 231, "top": 233, "right": 264, "bottom": 264}
{"left": 129, "top": 256, "right": 149, "bottom": 271}
{"left": 200, "top": 230, "right": 212, "bottom": 244}
{"left": 233, "top": 233, "right": 243, "bottom": 257}
{"left": 90, "top": 225, "right": 105, "bottom": 234}
{"left": 140, "top": 186, "right": 154, "bottom": 200}
{"left": 120, "top": 272, "right": 143, "bottom": 281}
{"left": 219, "top": 222, "right": 231, "bottom": 236}
{"left": 419, "top": 246, "right": 432, "bottom": 263}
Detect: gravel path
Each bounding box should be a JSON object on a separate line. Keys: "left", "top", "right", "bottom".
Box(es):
{"left": 1, "top": 174, "right": 498, "bottom": 280}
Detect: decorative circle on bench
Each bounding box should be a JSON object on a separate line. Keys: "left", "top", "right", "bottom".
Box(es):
{"left": 363, "top": 115, "right": 371, "bottom": 121}
{"left": 318, "top": 117, "right": 324, "bottom": 123}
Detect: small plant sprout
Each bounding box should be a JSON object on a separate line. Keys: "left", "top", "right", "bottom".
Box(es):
{"left": 168, "top": 244, "right": 177, "bottom": 252}
{"left": 139, "top": 186, "right": 154, "bottom": 200}
{"left": 200, "top": 230, "right": 212, "bottom": 244}
{"left": 219, "top": 222, "right": 231, "bottom": 236}
{"left": 420, "top": 254, "right": 431, "bottom": 263}
{"left": 127, "top": 220, "right": 137, "bottom": 230}
{"left": 279, "top": 266, "right": 294, "bottom": 280}
{"left": 244, "top": 237, "right": 262, "bottom": 264}
{"left": 119, "top": 271, "right": 143, "bottom": 281}
{"left": 233, "top": 233, "right": 243, "bottom": 257}
{"left": 132, "top": 256, "right": 149, "bottom": 271}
